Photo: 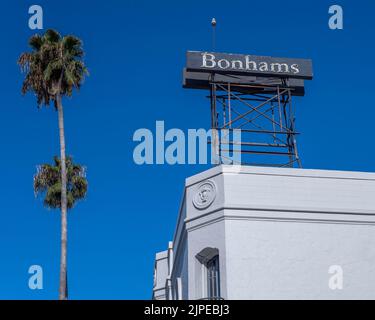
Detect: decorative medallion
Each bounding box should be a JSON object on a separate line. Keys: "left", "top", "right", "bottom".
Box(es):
{"left": 193, "top": 180, "right": 217, "bottom": 210}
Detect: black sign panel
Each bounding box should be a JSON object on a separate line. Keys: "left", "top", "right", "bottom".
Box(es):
{"left": 182, "top": 69, "right": 306, "bottom": 96}
{"left": 186, "top": 51, "right": 313, "bottom": 80}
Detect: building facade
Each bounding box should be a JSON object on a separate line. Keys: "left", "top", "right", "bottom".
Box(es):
{"left": 152, "top": 165, "right": 375, "bottom": 300}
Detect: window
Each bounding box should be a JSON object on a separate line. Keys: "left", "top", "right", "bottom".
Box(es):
{"left": 206, "top": 255, "right": 220, "bottom": 299}
{"left": 195, "top": 247, "right": 222, "bottom": 300}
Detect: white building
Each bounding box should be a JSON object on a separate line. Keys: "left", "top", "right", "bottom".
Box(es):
{"left": 152, "top": 165, "right": 375, "bottom": 300}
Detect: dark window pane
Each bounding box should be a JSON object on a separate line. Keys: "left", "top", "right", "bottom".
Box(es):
{"left": 207, "top": 256, "right": 220, "bottom": 299}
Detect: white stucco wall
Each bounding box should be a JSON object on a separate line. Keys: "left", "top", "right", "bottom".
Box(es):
{"left": 154, "top": 165, "right": 375, "bottom": 300}
{"left": 224, "top": 217, "right": 375, "bottom": 299}
{"left": 152, "top": 250, "right": 168, "bottom": 300}
{"left": 187, "top": 218, "right": 227, "bottom": 300}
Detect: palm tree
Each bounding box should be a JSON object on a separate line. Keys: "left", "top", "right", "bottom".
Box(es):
{"left": 33, "top": 156, "right": 88, "bottom": 297}
{"left": 34, "top": 156, "right": 88, "bottom": 210}
{"left": 18, "top": 29, "right": 88, "bottom": 300}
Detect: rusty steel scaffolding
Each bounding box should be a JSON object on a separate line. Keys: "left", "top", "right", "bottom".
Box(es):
{"left": 208, "top": 77, "right": 302, "bottom": 168}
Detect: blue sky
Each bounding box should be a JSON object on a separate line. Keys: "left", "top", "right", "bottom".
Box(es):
{"left": 0, "top": 0, "right": 374, "bottom": 299}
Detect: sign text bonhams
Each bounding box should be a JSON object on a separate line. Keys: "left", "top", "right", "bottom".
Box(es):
{"left": 186, "top": 51, "right": 313, "bottom": 80}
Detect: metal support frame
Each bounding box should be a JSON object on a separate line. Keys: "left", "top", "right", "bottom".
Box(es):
{"left": 208, "top": 78, "right": 302, "bottom": 168}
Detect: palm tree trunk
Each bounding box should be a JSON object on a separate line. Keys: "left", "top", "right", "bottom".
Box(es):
{"left": 57, "top": 93, "right": 68, "bottom": 300}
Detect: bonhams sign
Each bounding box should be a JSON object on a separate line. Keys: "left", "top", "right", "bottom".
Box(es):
{"left": 186, "top": 51, "right": 313, "bottom": 80}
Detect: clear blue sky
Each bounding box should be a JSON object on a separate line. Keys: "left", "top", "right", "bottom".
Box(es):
{"left": 0, "top": 0, "right": 374, "bottom": 299}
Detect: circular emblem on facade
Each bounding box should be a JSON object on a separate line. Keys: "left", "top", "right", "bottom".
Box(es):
{"left": 193, "top": 180, "right": 217, "bottom": 210}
